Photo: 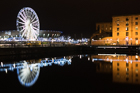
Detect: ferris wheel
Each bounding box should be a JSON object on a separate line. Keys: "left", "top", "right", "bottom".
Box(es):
{"left": 16, "top": 7, "right": 40, "bottom": 40}
{"left": 17, "top": 61, "right": 40, "bottom": 87}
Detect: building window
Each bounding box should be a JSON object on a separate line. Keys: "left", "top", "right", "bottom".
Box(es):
{"left": 136, "top": 27, "right": 138, "bottom": 30}
{"left": 106, "top": 28, "right": 107, "bottom": 30}
{"left": 126, "top": 68, "right": 129, "bottom": 72}
{"left": 136, "top": 69, "right": 138, "bottom": 72}
{"left": 135, "top": 32, "right": 138, "bottom": 35}
{"left": 117, "top": 32, "right": 119, "bottom": 36}
{"left": 135, "top": 38, "right": 138, "bottom": 40}
{"left": 136, "top": 64, "right": 138, "bottom": 67}
{"left": 126, "top": 78, "right": 129, "bottom": 81}
{"left": 135, "top": 17, "right": 138, "bottom": 20}
{"left": 117, "top": 18, "right": 119, "bottom": 21}
{"left": 126, "top": 27, "right": 128, "bottom": 31}
{"left": 126, "top": 63, "right": 129, "bottom": 66}
{"left": 117, "top": 63, "right": 119, "bottom": 66}
{"left": 136, "top": 74, "right": 138, "bottom": 77}
{"left": 117, "top": 68, "right": 119, "bottom": 71}
{"left": 126, "top": 18, "right": 129, "bottom": 21}
{"left": 126, "top": 32, "right": 129, "bottom": 36}
{"left": 126, "top": 22, "right": 129, "bottom": 26}
{"left": 117, "top": 28, "right": 119, "bottom": 31}
{"left": 135, "top": 22, "right": 138, "bottom": 25}
{"left": 117, "top": 23, "right": 119, "bottom": 26}
{"left": 126, "top": 73, "right": 129, "bottom": 76}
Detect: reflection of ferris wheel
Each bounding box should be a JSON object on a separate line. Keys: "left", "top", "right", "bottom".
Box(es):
{"left": 17, "top": 62, "right": 40, "bottom": 87}
{"left": 16, "top": 7, "right": 40, "bottom": 40}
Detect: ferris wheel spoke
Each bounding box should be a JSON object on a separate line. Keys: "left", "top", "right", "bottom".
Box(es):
{"left": 21, "top": 30, "right": 27, "bottom": 37}
{"left": 32, "top": 20, "right": 38, "bottom": 24}
{"left": 17, "top": 21, "right": 25, "bottom": 25}
{"left": 22, "top": 10, "right": 27, "bottom": 19}
{"left": 20, "top": 28, "right": 25, "bottom": 33}
{"left": 19, "top": 12, "right": 26, "bottom": 20}
{"left": 32, "top": 26, "right": 39, "bottom": 31}
{"left": 18, "top": 16, "right": 25, "bottom": 23}
{"left": 31, "top": 16, "right": 36, "bottom": 23}
{"left": 18, "top": 26, "right": 25, "bottom": 28}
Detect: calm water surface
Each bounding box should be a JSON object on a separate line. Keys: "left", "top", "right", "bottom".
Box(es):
{"left": 0, "top": 54, "right": 140, "bottom": 93}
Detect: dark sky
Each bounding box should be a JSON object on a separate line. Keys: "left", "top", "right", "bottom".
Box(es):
{"left": 0, "top": 0, "right": 140, "bottom": 38}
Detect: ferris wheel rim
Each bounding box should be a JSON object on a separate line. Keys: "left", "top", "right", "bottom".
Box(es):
{"left": 17, "top": 63, "right": 40, "bottom": 87}
{"left": 16, "top": 7, "right": 40, "bottom": 40}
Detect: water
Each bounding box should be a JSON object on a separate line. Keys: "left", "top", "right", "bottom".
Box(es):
{"left": 0, "top": 54, "right": 140, "bottom": 93}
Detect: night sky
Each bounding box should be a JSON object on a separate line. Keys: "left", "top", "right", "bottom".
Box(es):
{"left": 0, "top": 0, "right": 140, "bottom": 38}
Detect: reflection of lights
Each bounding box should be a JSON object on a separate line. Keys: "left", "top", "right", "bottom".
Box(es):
{"left": 5, "top": 69, "right": 7, "bottom": 73}
{"left": 52, "top": 58, "right": 54, "bottom": 62}
{"left": 130, "top": 60, "right": 132, "bottom": 63}
{"left": 110, "top": 59, "right": 112, "bottom": 63}
{"left": 136, "top": 55, "right": 138, "bottom": 59}
{"left": 92, "top": 59, "right": 94, "bottom": 62}
{"left": 1, "top": 62, "right": 3, "bottom": 67}
{"left": 80, "top": 55, "right": 82, "bottom": 59}
{"left": 0, "top": 57, "right": 72, "bottom": 87}
{"left": 13, "top": 63, "right": 15, "bottom": 68}
{"left": 88, "top": 57, "right": 90, "bottom": 61}
{"left": 69, "top": 59, "right": 71, "bottom": 62}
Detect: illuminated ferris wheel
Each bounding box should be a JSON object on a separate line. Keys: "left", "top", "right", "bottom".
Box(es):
{"left": 17, "top": 61, "right": 40, "bottom": 87}
{"left": 16, "top": 7, "right": 40, "bottom": 40}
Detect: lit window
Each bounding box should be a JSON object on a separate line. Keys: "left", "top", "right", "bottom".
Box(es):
{"left": 126, "top": 68, "right": 129, "bottom": 72}
{"left": 106, "top": 28, "right": 107, "bottom": 30}
{"left": 126, "top": 27, "right": 128, "bottom": 31}
{"left": 117, "top": 32, "right": 119, "bottom": 36}
{"left": 136, "top": 64, "right": 138, "bottom": 67}
{"left": 136, "top": 69, "right": 138, "bottom": 72}
{"left": 135, "top": 17, "right": 138, "bottom": 20}
{"left": 135, "top": 22, "right": 138, "bottom": 25}
{"left": 117, "top": 28, "right": 119, "bottom": 31}
{"left": 126, "top": 32, "right": 129, "bottom": 36}
{"left": 110, "top": 26, "right": 112, "bottom": 30}
{"left": 117, "top": 23, "right": 119, "bottom": 26}
{"left": 126, "top": 18, "right": 129, "bottom": 21}
{"left": 135, "top": 32, "right": 138, "bottom": 35}
{"left": 126, "top": 22, "right": 129, "bottom": 26}
{"left": 136, "top": 27, "right": 138, "bottom": 30}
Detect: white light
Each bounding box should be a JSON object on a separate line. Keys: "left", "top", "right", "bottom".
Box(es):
{"left": 80, "top": 55, "right": 82, "bottom": 59}
{"left": 5, "top": 69, "right": 7, "bottom": 73}
{"left": 88, "top": 57, "right": 90, "bottom": 61}
{"left": 1, "top": 62, "right": 3, "bottom": 67}
{"left": 92, "top": 59, "right": 94, "bottom": 62}
{"left": 13, "top": 63, "right": 15, "bottom": 68}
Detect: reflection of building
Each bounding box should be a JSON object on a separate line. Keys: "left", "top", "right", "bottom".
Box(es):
{"left": 91, "top": 14, "right": 140, "bottom": 45}
{"left": 0, "top": 30, "right": 62, "bottom": 38}
{"left": 91, "top": 54, "right": 140, "bottom": 84}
